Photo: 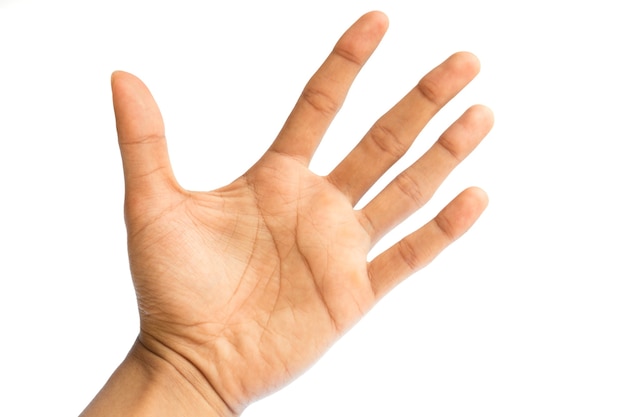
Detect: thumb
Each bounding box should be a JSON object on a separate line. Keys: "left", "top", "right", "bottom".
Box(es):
{"left": 111, "top": 71, "right": 177, "bottom": 199}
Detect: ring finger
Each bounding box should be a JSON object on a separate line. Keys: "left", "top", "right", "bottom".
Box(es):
{"left": 359, "top": 104, "right": 493, "bottom": 243}
{"left": 327, "top": 52, "right": 481, "bottom": 205}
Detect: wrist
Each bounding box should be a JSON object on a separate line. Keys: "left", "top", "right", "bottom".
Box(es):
{"left": 80, "top": 338, "right": 237, "bottom": 417}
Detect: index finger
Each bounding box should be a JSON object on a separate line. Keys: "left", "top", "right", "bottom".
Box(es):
{"left": 268, "top": 11, "right": 388, "bottom": 164}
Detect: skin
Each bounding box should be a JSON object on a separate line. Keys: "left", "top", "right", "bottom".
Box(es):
{"left": 80, "top": 11, "right": 493, "bottom": 417}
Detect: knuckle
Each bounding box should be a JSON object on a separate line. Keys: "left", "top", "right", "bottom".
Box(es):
{"left": 434, "top": 213, "right": 457, "bottom": 241}
{"left": 120, "top": 133, "right": 166, "bottom": 146}
{"left": 332, "top": 45, "right": 363, "bottom": 67}
{"left": 367, "top": 122, "right": 407, "bottom": 160}
{"left": 300, "top": 85, "right": 341, "bottom": 118}
{"left": 416, "top": 76, "right": 444, "bottom": 106}
{"left": 357, "top": 209, "right": 376, "bottom": 237}
{"left": 436, "top": 132, "right": 464, "bottom": 163}
{"left": 397, "top": 239, "right": 423, "bottom": 271}
{"left": 394, "top": 171, "right": 427, "bottom": 208}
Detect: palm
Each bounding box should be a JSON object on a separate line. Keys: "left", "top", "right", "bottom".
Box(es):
{"left": 129, "top": 152, "right": 373, "bottom": 402}
{"left": 112, "top": 12, "right": 493, "bottom": 412}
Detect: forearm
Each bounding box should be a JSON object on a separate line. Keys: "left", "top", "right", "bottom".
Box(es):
{"left": 80, "top": 339, "right": 236, "bottom": 417}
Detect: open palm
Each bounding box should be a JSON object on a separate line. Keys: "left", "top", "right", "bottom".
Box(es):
{"left": 111, "top": 12, "right": 493, "bottom": 415}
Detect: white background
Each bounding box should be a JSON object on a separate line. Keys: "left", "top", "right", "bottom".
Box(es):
{"left": 1, "top": 0, "right": 624, "bottom": 415}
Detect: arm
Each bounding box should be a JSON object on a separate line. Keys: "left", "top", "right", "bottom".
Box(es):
{"left": 81, "top": 11, "right": 493, "bottom": 416}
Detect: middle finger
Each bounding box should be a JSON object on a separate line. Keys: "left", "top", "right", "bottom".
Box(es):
{"left": 360, "top": 104, "right": 494, "bottom": 243}
{"left": 327, "top": 52, "right": 480, "bottom": 205}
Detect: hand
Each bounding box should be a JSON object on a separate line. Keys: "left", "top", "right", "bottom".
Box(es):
{"left": 95, "top": 11, "right": 492, "bottom": 416}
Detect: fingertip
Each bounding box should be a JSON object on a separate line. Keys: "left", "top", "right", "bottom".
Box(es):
{"left": 365, "top": 10, "right": 389, "bottom": 31}
{"left": 464, "top": 186, "right": 489, "bottom": 212}
{"left": 466, "top": 104, "right": 495, "bottom": 131}
{"left": 111, "top": 70, "right": 129, "bottom": 87}
{"left": 110, "top": 70, "right": 146, "bottom": 94}
{"left": 111, "top": 70, "right": 124, "bottom": 81}
{"left": 110, "top": 70, "right": 165, "bottom": 148}
{"left": 462, "top": 51, "right": 481, "bottom": 68}
{"left": 468, "top": 103, "right": 492, "bottom": 116}
{"left": 437, "top": 187, "right": 489, "bottom": 239}
{"left": 111, "top": 71, "right": 132, "bottom": 101}
{"left": 450, "top": 51, "right": 481, "bottom": 77}
{"left": 350, "top": 11, "right": 388, "bottom": 41}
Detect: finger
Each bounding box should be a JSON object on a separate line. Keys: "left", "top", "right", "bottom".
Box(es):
{"left": 328, "top": 52, "right": 481, "bottom": 205}
{"left": 367, "top": 187, "right": 488, "bottom": 298}
{"left": 111, "top": 71, "right": 177, "bottom": 197}
{"left": 361, "top": 105, "right": 493, "bottom": 243}
{"left": 268, "top": 11, "right": 389, "bottom": 164}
